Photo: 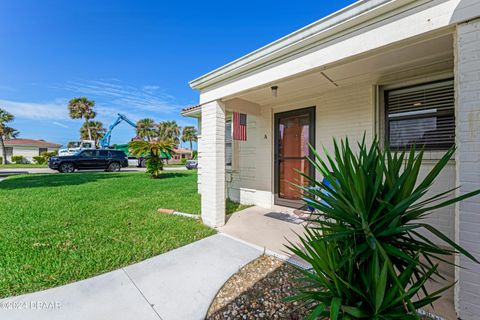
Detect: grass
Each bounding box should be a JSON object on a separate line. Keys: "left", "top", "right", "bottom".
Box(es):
{"left": 0, "top": 171, "right": 215, "bottom": 297}
{"left": 0, "top": 163, "right": 48, "bottom": 168}
{"left": 226, "top": 200, "right": 253, "bottom": 215}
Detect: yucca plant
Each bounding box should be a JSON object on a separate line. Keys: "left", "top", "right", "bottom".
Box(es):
{"left": 287, "top": 136, "right": 480, "bottom": 319}
{"left": 128, "top": 139, "right": 174, "bottom": 178}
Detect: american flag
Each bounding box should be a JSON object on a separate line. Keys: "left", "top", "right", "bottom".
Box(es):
{"left": 233, "top": 112, "right": 247, "bottom": 141}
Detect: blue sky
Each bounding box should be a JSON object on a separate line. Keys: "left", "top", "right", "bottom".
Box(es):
{"left": 0, "top": 0, "right": 356, "bottom": 147}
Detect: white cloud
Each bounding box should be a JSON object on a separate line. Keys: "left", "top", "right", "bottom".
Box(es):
{"left": 58, "top": 80, "right": 183, "bottom": 116}
{"left": 0, "top": 99, "right": 69, "bottom": 120}
{"left": 143, "top": 85, "right": 160, "bottom": 93}
{"left": 52, "top": 121, "right": 69, "bottom": 129}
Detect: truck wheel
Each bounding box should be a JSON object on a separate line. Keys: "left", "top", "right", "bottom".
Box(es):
{"left": 108, "top": 162, "right": 121, "bottom": 172}
{"left": 60, "top": 162, "right": 75, "bottom": 173}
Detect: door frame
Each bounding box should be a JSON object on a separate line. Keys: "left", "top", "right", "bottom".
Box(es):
{"left": 273, "top": 106, "right": 316, "bottom": 208}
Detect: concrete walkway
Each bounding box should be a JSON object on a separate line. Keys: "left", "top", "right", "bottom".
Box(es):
{"left": 0, "top": 234, "right": 262, "bottom": 320}
{"left": 218, "top": 205, "right": 307, "bottom": 257}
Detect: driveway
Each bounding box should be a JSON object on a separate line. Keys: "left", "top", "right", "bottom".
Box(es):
{"left": 0, "top": 234, "right": 261, "bottom": 320}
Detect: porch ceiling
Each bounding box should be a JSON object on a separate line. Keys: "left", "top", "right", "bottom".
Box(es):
{"left": 232, "top": 33, "right": 453, "bottom": 107}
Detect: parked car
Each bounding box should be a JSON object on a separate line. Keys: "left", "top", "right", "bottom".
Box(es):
{"left": 48, "top": 149, "right": 128, "bottom": 173}
{"left": 127, "top": 156, "right": 139, "bottom": 167}
{"left": 185, "top": 159, "right": 198, "bottom": 170}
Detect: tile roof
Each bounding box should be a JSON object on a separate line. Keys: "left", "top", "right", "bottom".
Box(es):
{"left": 181, "top": 105, "right": 201, "bottom": 113}
{"left": 4, "top": 138, "right": 61, "bottom": 148}
{"left": 173, "top": 148, "right": 193, "bottom": 154}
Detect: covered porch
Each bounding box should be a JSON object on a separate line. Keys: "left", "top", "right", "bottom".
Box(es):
{"left": 185, "top": 0, "right": 480, "bottom": 317}
{"left": 199, "top": 29, "right": 457, "bottom": 229}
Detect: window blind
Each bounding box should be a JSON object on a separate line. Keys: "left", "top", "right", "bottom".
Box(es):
{"left": 386, "top": 79, "right": 455, "bottom": 150}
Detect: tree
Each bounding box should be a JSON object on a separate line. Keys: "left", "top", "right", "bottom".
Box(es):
{"left": 136, "top": 118, "right": 157, "bottom": 141}
{"left": 157, "top": 120, "right": 181, "bottom": 147}
{"left": 80, "top": 121, "right": 105, "bottom": 147}
{"left": 181, "top": 126, "right": 198, "bottom": 151}
{"left": 68, "top": 97, "right": 96, "bottom": 140}
{"left": 128, "top": 138, "right": 174, "bottom": 178}
{"left": 0, "top": 108, "right": 19, "bottom": 164}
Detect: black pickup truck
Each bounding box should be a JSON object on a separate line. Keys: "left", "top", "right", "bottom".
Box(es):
{"left": 48, "top": 149, "right": 129, "bottom": 173}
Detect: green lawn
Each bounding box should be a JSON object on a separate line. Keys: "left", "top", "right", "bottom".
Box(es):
{"left": 0, "top": 163, "right": 48, "bottom": 168}
{"left": 0, "top": 171, "right": 215, "bottom": 297}
{"left": 226, "top": 200, "right": 253, "bottom": 215}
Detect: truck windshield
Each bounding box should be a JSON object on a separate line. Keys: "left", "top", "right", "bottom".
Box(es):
{"left": 67, "top": 141, "right": 81, "bottom": 148}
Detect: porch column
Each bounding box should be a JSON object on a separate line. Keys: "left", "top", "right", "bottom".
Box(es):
{"left": 454, "top": 18, "right": 480, "bottom": 320}
{"left": 200, "top": 100, "right": 226, "bottom": 227}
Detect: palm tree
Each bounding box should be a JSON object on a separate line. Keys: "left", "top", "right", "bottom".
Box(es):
{"left": 68, "top": 97, "right": 96, "bottom": 140}
{"left": 80, "top": 121, "right": 105, "bottom": 147}
{"left": 181, "top": 126, "right": 198, "bottom": 151}
{"left": 136, "top": 118, "right": 156, "bottom": 141}
{"left": 128, "top": 138, "right": 174, "bottom": 178}
{"left": 0, "top": 108, "right": 18, "bottom": 164}
{"left": 157, "top": 120, "right": 181, "bottom": 147}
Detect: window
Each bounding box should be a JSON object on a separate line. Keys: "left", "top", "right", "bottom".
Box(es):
{"left": 98, "top": 150, "right": 109, "bottom": 157}
{"left": 385, "top": 79, "right": 455, "bottom": 150}
{"left": 225, "top": 120, "right": 232, "bottom": 166}
{"left": 39, "top": 148, "right": 47, "bottom": 155}
{"left": 81, "top": 150, "right": 96, "bottom": 157}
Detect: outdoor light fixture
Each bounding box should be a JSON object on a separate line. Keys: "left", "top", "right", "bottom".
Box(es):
{"left": 271, "top": 85, "right": 278, "bottom": 97}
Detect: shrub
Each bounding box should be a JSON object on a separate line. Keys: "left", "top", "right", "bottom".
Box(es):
{"left": 145, "top": 154, "right": 163, "bottom": 178}
{"left": 287, "top": 137, "right": 480, "bottom": 319}
{"left": 40, "top": 150, "right": 58, "bottom": 161}
{"left": 11, "top": 155, "right": 26, "bottom": 164}
{"left": 181, "top": 158, "right": 187, "bottom": 165}
{"left": 128, "top": 139, "right": 174, "bottom": 179}
{"left": 0, "top": 156, "right": 2, "bottom": 164}
{"left": 32, "top": 156, "right": 46, "bottom": 165}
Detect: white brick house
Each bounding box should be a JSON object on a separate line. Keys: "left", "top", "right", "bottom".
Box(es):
{"left": 0, "top": 138, "right": 61, "bottom": 163}
{"left": 183, "top": 0, "right": 480, "bottom": 318}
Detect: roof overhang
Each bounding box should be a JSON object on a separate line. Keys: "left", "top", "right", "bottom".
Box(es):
{"left": 181, "top": 105, "right": 202, "bottom": 118}
{"left": 189, "top": 0, "right": 427, "bottom": 91}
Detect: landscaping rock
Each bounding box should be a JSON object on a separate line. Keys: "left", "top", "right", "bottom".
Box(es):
{"left": 206, "top": 255, "right": 440, "bottom": 320}
{"left": 206, "top": 255, "right": 309, "bottom": 320}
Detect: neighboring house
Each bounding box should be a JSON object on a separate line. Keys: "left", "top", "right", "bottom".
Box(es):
{"left": 182, "top": 0, "right": 480, "bottom": 318}
{"left": 168, "top": 148, "right": 193, "bottom": 164}
{"left": 0, "top": 139, "right": 61, "bottom": 163}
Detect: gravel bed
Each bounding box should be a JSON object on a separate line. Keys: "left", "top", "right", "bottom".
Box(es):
{"left": 206, "top": 255, "right": 309, "bottom": 320}
{"left": 206, "top": 255, "right": 439, "bottom": 320}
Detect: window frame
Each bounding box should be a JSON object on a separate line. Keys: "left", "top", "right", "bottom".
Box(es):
{"left": 383, "top": 78, "right": 455, "bottom": 151}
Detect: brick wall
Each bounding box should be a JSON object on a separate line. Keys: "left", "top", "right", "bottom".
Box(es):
{"left": 455, "top": 18, "right": 480, "bottom": 320}
{"left": 200, "top": 101, "right": 226, "bottom": 227}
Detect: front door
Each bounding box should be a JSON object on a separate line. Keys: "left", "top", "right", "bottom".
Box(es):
{"left": 274, "top": 107, "right": 315, "bottom": 208}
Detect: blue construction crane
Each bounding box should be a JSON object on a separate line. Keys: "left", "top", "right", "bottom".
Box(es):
{"left": 99, "top": 113, "right": 137, "bottom": 148}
